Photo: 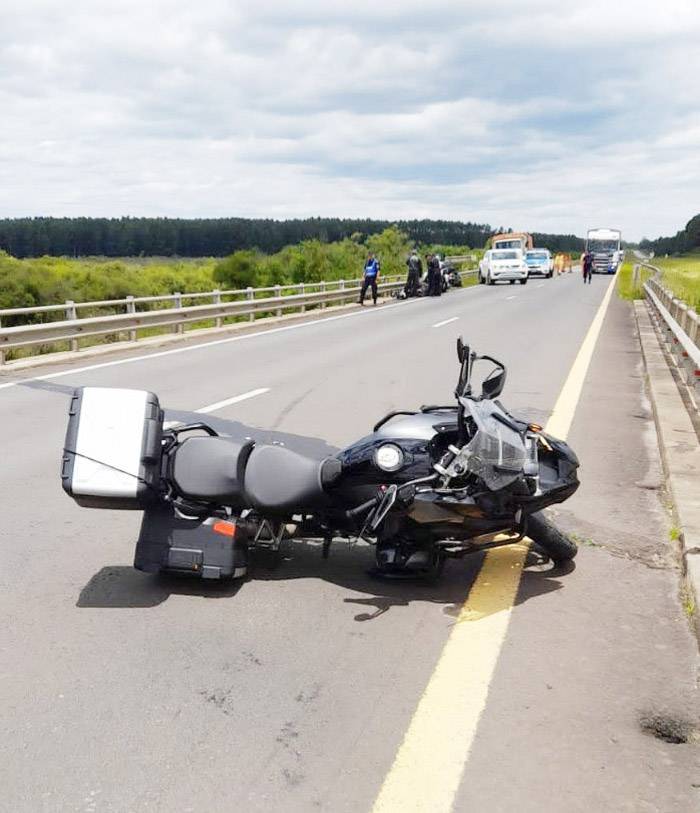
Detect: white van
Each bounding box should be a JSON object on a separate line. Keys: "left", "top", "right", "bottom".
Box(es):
{"left": 478, "top": 249, "right": 528, "bottom": 285}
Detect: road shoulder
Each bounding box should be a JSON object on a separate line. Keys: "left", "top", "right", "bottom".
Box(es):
{"left": 635, "top": 300, "right": 700, "bottom": 637}
{"left": 455, "top": 291, "right": 700, "bottom": 813}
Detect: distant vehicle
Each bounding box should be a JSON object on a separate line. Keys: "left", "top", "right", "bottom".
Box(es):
{"left": 524, "top": 249, "right": 553, "bottom": 278}
{"left": 479, "top": 249, "right": 528, "bottom": 285}
{"left": 586, "top": 228, "right": 622, "bottom": 274}
{"left": 491, "top": 232, "right": 534, "bottom": 252}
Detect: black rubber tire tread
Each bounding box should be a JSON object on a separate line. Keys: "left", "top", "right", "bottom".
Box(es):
{"left": 527, "top": 511, "right": 578, "bottom": 562}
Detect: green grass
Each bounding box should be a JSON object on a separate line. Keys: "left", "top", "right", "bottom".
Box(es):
{"left": 651, "top": 253, "right": 700, "bottom": 310}
{"left": 569, "top": 532, "right": 600, "bottom": 548}
{"left": 616, "top": 259, "right": 654, "bottom": 300}
{"left": 681, "top": 586, "right": 696, "bottom": 618}
{"left": 0, "top": 243, "right": 483, "bottom": 361}
{"left": 617, "top": 252, "right": 700, "bottom": 309}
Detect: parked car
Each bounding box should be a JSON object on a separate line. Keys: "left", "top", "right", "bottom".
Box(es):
{"left": 524, "top": 249, "right": 553, "bottom": 278}
{"left": 478, "top": 249, "right": 528, "bottom": 285}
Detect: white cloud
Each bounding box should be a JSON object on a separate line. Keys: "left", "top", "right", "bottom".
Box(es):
{"left": 1, "top": 0, "right": 699, "bottom": 239}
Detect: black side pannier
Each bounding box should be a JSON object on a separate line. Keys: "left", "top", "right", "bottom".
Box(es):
{"left": 134, "top": 504, "right": 249, "bottom": 580}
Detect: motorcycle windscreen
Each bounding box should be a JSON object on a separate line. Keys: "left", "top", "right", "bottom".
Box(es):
{"left": 460, "top": 400, "right": 527, "bottom": 490}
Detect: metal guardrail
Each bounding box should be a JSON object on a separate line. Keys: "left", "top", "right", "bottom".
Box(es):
{"left": 444, "top": 254, "right": 477, "bottom": 264}
{"left": 640, "top": 263, "right": 700, "bottom": 404}
{"left": 0, "top": 271, "right": 476, "bottom": 363}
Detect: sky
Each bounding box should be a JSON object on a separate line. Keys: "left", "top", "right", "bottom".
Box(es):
{"left": 1, "top": 0, "right": 699, "bottom": 241}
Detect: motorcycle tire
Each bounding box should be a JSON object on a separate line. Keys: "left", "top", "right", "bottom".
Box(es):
{"left": 527, "top": 512, "right": 577, "bottom": 563}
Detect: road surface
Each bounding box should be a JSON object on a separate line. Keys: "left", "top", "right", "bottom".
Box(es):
{"left": 0, "top": 274, "right": 697, "bottom": 812}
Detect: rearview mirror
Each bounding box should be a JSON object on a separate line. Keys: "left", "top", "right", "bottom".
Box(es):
{"left": 481, "top": 368, "right": 506, "bottom": 400}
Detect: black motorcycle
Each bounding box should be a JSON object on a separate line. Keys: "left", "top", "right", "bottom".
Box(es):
{"left": 62, "top": 340, "right": 579, "bottom": 581}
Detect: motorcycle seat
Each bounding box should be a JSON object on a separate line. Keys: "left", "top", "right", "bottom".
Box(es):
{"left": 244, "top": 444, "right": 341, "bottom": 513}
{"left": 171, "top": 436, "right": 253, "bottom": 506}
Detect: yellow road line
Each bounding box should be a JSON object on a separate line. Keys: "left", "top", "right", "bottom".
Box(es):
{"left": 371, "top": 275, "right": 617, "bottom": 813}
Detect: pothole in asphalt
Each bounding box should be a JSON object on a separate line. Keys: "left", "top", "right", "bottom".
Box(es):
{"left": 639, "top": 713, "right": 700, "bottom": 745}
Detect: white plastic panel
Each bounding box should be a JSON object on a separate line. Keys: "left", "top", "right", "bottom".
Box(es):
{"left": 71, "top": 388, "right": 149, "bottom": 498}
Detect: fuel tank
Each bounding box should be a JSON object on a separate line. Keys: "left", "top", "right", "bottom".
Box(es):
{"left": 334, "top": 410, "right": 458, "bottom": 502}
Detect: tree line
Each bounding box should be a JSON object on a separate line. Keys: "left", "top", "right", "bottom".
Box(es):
{"left": 0, "top": 217, "right": 495, "bottom": 258}
{"left": 530, "top": 232, "right": 584, "bottom": 253}
{"left": 0, "top": 216, "right": 585, "bottom": 258}
{"left": 639, "top": 214, "right": 700, "bottom": 256}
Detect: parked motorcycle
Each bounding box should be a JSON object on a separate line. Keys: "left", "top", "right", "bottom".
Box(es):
{"left": 444, "top": 264, "right": 463, "bottom": 288}
{"left": 440, "top": 266, "right": 449, "bottom": 294}
{"left": 61, "top": 340, "right": 579, "bottom": 581}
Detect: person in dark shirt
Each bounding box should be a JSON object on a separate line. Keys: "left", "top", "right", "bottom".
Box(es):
{"left": 582, "top": 251, "right": 593, "bottom": 284}
{"left": 427, "top": 254, "right": 442, "bottom": 296}
{"left": 360, "top": 252, "right": 380, "bottom": 305}
{"left": 405, "top": 250, "right": 422, "bottom": 297}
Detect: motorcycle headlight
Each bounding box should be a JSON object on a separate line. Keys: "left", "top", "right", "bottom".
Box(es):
{"left": 374, "top": 443, "right": 404, "bottom": 472}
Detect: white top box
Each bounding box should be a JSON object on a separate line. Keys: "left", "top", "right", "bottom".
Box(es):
{"left": 62, "top": 387, "right": 163, "bottom": 509}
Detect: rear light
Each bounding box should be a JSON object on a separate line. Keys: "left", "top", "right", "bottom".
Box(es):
{"left": 212, "top": 520, "right": 236, "bottom": 538}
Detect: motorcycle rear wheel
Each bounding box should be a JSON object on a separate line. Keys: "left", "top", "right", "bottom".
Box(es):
{"left": 527, "top": 512, "right": 577, "bottom": 563}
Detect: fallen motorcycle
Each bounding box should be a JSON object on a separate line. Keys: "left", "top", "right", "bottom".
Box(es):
{"left": 61, "top": 340, "right": 579, "bottom": 581}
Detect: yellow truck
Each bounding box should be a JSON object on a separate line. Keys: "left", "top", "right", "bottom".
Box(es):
{"left": 491, "top": 232, "right": 534, "bottom": 252}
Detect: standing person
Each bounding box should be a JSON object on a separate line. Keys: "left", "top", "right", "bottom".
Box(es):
{"left": 405, "top": 249, "right": 422, "bottom": 297}
{"left": 425, "top": 253, "right": 433, "bottom": 295}
{"left": 359, "top": 252, "right": 380, "bottom": 305}
{"left": 428, "top": 253, "right": 442, "bottom": 296}
{"left": 554, "top": 253, "right": 564, "bottom": 276}
{"left": 582, "top": 251, "right": 593, "bottom": 284}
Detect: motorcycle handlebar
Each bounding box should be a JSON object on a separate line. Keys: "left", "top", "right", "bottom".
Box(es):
{"left": 345, "top": 473, "right": 440, "bottom": 521}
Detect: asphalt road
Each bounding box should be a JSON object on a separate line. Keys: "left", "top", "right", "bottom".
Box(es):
{"left": 0, "top": 274, "right": 698, "bottom": 812}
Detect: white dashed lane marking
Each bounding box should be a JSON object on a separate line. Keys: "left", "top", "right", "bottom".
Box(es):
{"left": 432, "top": 317, "right": 459, "bottom": 328}
{"left": 195, "top": 388, "right": 270, "bottom": 414}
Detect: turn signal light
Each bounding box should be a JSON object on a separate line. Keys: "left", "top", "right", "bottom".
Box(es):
{"left": 528, "top": 423, "right": 543, "bottom": 432}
